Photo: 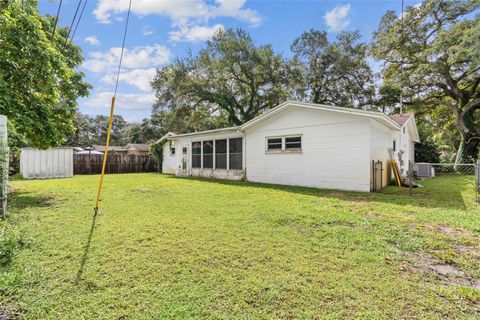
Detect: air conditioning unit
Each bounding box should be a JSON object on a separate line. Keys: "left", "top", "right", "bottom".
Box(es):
{"left": 414, "top": 163, "right": 435, "bottom": 178}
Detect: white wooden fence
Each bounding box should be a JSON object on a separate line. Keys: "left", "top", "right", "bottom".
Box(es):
{"left": 20, "top": 148, "right": 73, "bottom": 179}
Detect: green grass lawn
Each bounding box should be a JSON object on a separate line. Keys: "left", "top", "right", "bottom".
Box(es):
{"left": 1, "top": 173, "right": 479, "bottom": 319}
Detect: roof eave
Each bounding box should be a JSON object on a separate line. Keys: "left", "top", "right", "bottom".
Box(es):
{"left": 241, "top": 101, "right": 401, "bottom": 131}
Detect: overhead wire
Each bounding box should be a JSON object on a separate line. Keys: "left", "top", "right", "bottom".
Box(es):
{"left": 51, "top": 0, "right": 63, "bottom": 39}
{"left": 94, "top": 0, "right": 133, "bottom": 215}
{"left": 63, "top": 0, "right": 83, "bottom": 47}
{"left": 69, "top": 0, "right": 88, "bottom": 45}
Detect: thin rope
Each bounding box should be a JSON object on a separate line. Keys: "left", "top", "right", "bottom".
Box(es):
{"left": 69, "top": 0, "right": 88, "bottom": 43}
{"left": 399, "top": 0, "right": 404, "bottom": 115}
{"left": 64, "top": 0, "right": 82, "bottom": 47}
{"left": 113, "top": 0, "right": 133, "bottom": 97}
{"left": 51, "top": 0, "right": 63, "bottom": 39}
{"left": 94, "top": 0, "right": 132, "bottom": 214}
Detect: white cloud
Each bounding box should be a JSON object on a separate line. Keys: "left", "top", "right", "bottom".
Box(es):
{"left": 324, "top": 4, "right": 351, "bottom": 32}
{"left": 101, "top": 68, "right": 157, "bottom": 92}
{"left": 142, "top": 26, "right": 154, "bottom": 36}
{"left": 84, "top": 91, "right": 155, "bottom": 110}
{"left": 209, "top": 0, "right": 262, "bottom": 27}
{"left": 169, "top": 24, "right": 224, "bottom": 43}
{"left": 93, "top": 0, "right": 262, "bottom": 42}
{"left": 82, "top": 44, "right": 171, "bottom": 73}
{"left": 84, "top": 36, "right": 100, "bottom": 46}
{"left": 94, "top": 0, "right": 262, "bottom": 25}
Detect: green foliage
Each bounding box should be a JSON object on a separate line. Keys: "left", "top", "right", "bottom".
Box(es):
{"left": 91, "top": 115, "right": 127, "bottom": 146}
{"left": 152, "top": 28, "right": 292, "bottom": 126}
{"left": 0, "top": 221, "right": 26, "bottom": 268}
{"left": 150, "top": 142, "right": 164, "bottom": 172}
{"left": 415, "top": 124, "right": 442, "bottom": 163}
{"left": 371, "top": 0, "right": 480, "bottom": 161}
{"left": 125, "top": 118, "right": 162, "bottom": 144}
{"left": 291, "top": 29, "right": 376, "bottom": 108}
{"left": 67, "top": 113, "right": 162, "bottom": 147}
{"left": 0, "top": 1, "right": 90, "bottom": 150}
{"left": 153, "top": 104, "right": 229, "bottom": 135}
{"left": 67, "top": 113, "right": 127, "bottom": 146}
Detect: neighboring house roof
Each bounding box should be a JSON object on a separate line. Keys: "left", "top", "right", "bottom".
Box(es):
{"left": 126, "top": 143, "right": 150, "bottom": 152}
{"left": 76, "top": 150, "right": 104, "bottom": 155}
{"left": 93, "top": 145, "right": 128, "bottom": 152}
{"left": 155, "top": 101, "right": 411, "bottom": 143}
{"left": 389, "top": 113, "right": 413, "bottom": 126}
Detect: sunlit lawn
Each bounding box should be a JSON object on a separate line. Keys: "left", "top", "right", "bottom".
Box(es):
{"left": 1, "top": 173, "right": 479, "bottom": 319}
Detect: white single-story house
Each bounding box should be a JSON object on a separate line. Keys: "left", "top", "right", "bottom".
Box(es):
{"left": 157, "top": 101, "right": 419, "bottom": 192}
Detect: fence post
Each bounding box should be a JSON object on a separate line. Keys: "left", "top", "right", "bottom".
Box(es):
{"left": 409, "top": 161, "right": 413, "bottom": 197}
{"left": 475, "top": 159, "right": 480, "bottom": 204}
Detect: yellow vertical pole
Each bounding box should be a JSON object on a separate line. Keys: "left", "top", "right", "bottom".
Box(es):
{"left": 94, "top": 96, "right": 116, "bottom": 214}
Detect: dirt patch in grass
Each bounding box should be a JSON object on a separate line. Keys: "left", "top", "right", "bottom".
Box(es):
{"left": 0, "top": 309, "right": 24, "bottom": 320}
{"left": 408, "top": 252, "right": 480, "bottom": 290}
{"left": 453, "top": 244, "right": 480, "bottom": 260}
{"left": 430, "top": 225, "right": 472, "bottom": 238}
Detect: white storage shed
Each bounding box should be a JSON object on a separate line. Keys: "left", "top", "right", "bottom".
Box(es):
{"left": 20, "top": 148, "right": 74, "bottom": 179}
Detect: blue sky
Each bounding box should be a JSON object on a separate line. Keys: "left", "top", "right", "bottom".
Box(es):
{"left": 39, "top": 0, "right": 419, "bottom": 123}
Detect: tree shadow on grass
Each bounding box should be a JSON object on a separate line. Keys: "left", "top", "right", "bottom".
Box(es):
{"left": 163, "top": 175, "right": 475, "bottom": 211}
{"left": 74, "top": 213, "right": 97, "bottom": 285}
{"left": 8, "top": 192, "right": 55, "bottom": 211}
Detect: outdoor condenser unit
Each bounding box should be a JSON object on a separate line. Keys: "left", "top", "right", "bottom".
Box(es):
{"left": 414, "top": 163, "right": 435, "bottom": 178}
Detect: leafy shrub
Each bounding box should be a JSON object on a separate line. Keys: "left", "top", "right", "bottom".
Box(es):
{"left": 0, "top": 223, "right": 26, "bottom": 268}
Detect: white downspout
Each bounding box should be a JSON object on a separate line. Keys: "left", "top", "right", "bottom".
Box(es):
{"left": 237, "top": 129, "right": 246, "bottom": 180}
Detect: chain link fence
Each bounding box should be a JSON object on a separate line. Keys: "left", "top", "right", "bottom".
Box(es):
{"left": 408, "top": 161, "right": 479, "bottom": 205}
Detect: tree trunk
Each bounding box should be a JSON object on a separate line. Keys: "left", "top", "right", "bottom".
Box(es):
{"left": 454, "top": 108, "right": 479, "bottom": 162}
{"left": 462, "top": 132, "right": 480, "bottom": 162}
{"left": 454, "top": 140, "right": 464, "bottom": 167}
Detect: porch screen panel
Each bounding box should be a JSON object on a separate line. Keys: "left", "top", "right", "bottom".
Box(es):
{"left": 229, "top": 138, "right": 242, "bottom": 170}
{"left": 192, "top": 142, "right": 201, "bottom": 168}
{"left": 203, "top": 141, "right": 213, "bottom": 168}
{"left": 215, "top": 140, "right": 227, "bottom": 169}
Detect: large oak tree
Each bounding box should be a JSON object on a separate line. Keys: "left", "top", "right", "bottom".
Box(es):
{"left": 371, "top": 0, "right": 480, "bottom": 160}
{"left": 151, "top": 28, "right": 292, "bottom": 126}
{"left": 291, "top": 29, "right": 376, "bottom": 108}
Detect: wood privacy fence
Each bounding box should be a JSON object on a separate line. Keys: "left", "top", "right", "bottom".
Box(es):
{"left": 73, "top": 154, "right": 157, "bottom": 174}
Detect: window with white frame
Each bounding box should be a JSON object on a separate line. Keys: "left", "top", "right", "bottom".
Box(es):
{"left": 170, "top": 140, "right": 175, "bottom": 155}
{"left": 267, "top": 138, "right": 282, "bottom": 150}
{"left": 285, "top": 136, "right": 301, "bottom": 150}
{"left": 267, "top": 135, "right": 302, "bottom": 152}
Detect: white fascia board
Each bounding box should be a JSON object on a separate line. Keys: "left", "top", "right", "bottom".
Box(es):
{"left": 241, "top": 101, "right": 401, "bottom": 131}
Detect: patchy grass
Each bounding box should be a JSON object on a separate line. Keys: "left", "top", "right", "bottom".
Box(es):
{"left": 1, "top": 174, "right": 479, "bottom": 319}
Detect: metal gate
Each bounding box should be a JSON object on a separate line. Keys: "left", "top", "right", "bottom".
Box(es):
{"left": 372, "top": 160, "right": 384, "bottom": 192}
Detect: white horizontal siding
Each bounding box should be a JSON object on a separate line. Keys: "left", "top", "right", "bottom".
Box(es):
{"left": 369, "top": 119, "right": 399, "bottom": 188}
{"left": 245, "top": 107, "right": 371, "bottom": 192}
